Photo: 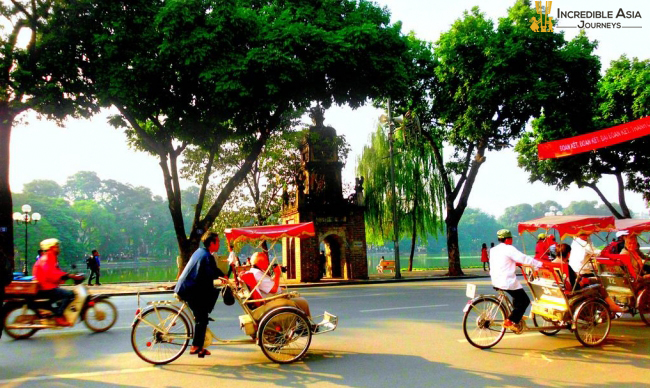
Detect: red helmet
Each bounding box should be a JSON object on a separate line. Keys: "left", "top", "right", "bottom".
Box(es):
{"left": 251, "top": 252, "right": 269, "bottom": 271}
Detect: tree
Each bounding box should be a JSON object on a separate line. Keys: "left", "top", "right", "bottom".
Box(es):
{"left": 23, "top": 180, "right": 63, "bottom": 198}
{"left": 45, "top": 0, "right": 413, "bottom": 265}
{"left": 0, "top": 1, "right": 96, "bottom": 284}
{"left": 516, "top": 55, "right": 650, "bottom": 219}
{"left": 357, "top": 121, "right": 443, "bottom": 271}
{"left": 396, "top": 1, "right": 600, "bottom": 275}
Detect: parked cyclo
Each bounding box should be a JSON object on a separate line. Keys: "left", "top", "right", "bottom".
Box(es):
{"left": 463, "top": 215, "right": 616, "bottom": 349}
{"left": 130, "top": 222, "right": 338, "bottom": 365}
{"left": 595, "top": 218, "right": 650, "bottom": 325}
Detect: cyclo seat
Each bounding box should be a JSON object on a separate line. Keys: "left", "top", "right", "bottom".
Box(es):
{"left": 239, "top": 272, "right": 311, "bottom": 318}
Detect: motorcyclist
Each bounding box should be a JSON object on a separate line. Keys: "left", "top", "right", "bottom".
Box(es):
{"left": 32, "top": 239, "right": 84, "bottom": 326}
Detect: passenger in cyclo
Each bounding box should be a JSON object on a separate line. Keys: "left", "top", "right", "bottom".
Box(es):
{"left": 601, "top": 231, "right": 627, "bottom": 256}
{"left": 32, "top": 239, "right": 84, "bottom": 326}
{"left": 489, "top": 229, "right": 543, "bottom": 331}
{"left": 552, "top": 243, "right": 580, "bottom": 290}
{"left": 535, "top": 233, "right": 550, "bottom": 260}
{"left": 620, "top": 234, "right": 650, "bottom": 278}
{"left": 241, "top": 251, "right": 311, "bottom": 317}
{"left": 555, "top": 243, "right": 623, "bottom": 312}
{"left": 569, "top": 233, "right": 599, "bottom": 277}
{"left": 174, "top": 231, "right": 225, "bottom": 357}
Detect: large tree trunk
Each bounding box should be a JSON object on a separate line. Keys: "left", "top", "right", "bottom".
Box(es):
{"left": 0, "top": 115, "right": 16, "bottom": 284}
{"left": 445, "top": 212, "right": 463, "bottom": 276}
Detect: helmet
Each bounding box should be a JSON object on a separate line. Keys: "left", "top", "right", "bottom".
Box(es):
{"left": 537, "top": 233, "right": 546, "bottom": 240}
{"left": 497, "top": 229, "right": 513, "bottom": 239}
{"left": 40, "top": 238, "right": 60, "bottom": 251}
{"left": 251, "top": 252, "right": 269, "bottom": 271}
{"left": 615, "top": 231, "right": 629, "bottom": 239}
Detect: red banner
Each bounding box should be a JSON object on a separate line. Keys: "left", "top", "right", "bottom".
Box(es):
{"left": 537, "top": 116, "right": 650, "bottom": 160}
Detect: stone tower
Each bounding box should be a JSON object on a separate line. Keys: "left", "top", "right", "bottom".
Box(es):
{"left": 280, "top": 106, "right": 368, "bottom": 282}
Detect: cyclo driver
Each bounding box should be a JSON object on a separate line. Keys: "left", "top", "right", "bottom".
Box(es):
{"left": 490, "top": 229, "right": 543, "bottom": 332}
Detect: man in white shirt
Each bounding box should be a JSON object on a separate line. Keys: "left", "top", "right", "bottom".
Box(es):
{"left": 490, "top": 229, "right": 543, "bottom": 331}
{"left": 569, "top": 233, "right": 600, "bottom": 275}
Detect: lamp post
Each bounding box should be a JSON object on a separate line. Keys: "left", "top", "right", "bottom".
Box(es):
{"left": 544, "top": 206, "right": 563, "bottom": 217}
{"left": 12, "top": 204, "right": 41, "bottom": 275}
{"left": 379, "top": 98, "right": 402, "bottom": 279}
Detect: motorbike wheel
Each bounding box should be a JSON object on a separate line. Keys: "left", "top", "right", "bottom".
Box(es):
{"left": 3, "top": 305, "right": 39, "bottom": 339}
{"left": 131, "top": 306, "right": 190, "bottom": 365}
{"left": 258, "top": 308, "right": 312, "bottom": 364}
{"left": 574, "top": 299, "right": 611, "bottom": 347}
{"left": 83, "top": 299, "right": 118, "bottom": 332}
{"left": 532, "top": 314, "right": 561, "bottom": 336}
{"left": 638, "top": 287, "right": 650, "bottom": 326}
{"left": 462, "top": 298, "right": 507, "bottom": 349}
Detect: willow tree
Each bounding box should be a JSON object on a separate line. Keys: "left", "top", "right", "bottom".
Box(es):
{"left": 357, "top": 121, "right": 444, "bottom": 271}
{"left": 43, "top": 0, "right": 413, "bottom": 265}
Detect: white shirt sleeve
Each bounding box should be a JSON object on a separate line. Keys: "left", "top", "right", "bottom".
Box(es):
{"left": 507, "top": 245, "right": 543, "bottom": 268}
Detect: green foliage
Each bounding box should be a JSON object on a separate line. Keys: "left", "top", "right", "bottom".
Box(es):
{"left": 391, "top": 0, "right": 602, "bottom": 274}
{"left": 516, "top": 54, "right": 650, "bottom": 219}
{"left": 42, "top": 0, "right": 413, "bottom": 264}
{"left": 357, "top": 121, "right": 444, "bottom": 250}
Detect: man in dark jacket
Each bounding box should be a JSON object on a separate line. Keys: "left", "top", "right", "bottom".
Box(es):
{"left": 174, "top": 232, "right": 224, "bottom": 357}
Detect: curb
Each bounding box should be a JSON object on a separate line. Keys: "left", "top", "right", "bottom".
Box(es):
{"left": 91, "top": 273, "right": 491, "bottom": 297}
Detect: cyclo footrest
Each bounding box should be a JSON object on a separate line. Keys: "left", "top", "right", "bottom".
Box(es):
{"left": 312, "top": 311, "right": 338, "bottom": 335}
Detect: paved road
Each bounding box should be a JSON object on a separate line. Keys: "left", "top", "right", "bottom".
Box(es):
{"left": 1, "top": 279, "right": 649, "bottom": 387}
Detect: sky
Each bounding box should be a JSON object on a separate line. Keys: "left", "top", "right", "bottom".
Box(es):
{"left": 9, "top": 0, "right": 650, "bottom": 218}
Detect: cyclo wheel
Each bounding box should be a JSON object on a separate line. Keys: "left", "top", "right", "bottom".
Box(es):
{"left": 258, "top": 308, "right": 312, "bottom": 364}
{"left": 83, "top": 299, "right": 118, "bottom": 332}
{"left": 3, "top": 304, "right": 39, "bottom": 339}
{"left": 573, "top": 299, "right": 611, "bottom": 347}
{"left": 462, "top": 298, "right": 507, "bottom": 349}
{"left": 532, "top": 314, "right": 561, "bottom": 336}
{"left": 637, "top": 287, "right": 650, "bottom": 326}
{"left": 131, "top": 306, "right": 191, "bottom": 365}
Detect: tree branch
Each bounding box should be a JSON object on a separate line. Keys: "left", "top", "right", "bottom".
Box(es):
{"left": 582, "top": 181, "right": 625, "bottom": 219}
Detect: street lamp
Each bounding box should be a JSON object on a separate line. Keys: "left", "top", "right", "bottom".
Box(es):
{"left": 12, "top": 204, "right": 41, "bottom": 275}
{"left": 544, "top": 206, "right": 563, "bottom": 217}
{"left": 379, "top": 98, "right": 402, "bottom": 279}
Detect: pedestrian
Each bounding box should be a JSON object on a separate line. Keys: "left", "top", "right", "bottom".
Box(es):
{"left": 480, "top": 243, "right": 489, "bottom": 271}
{"left": 174, "top": 231, "right": 225, "bottom": 358}
{"left": 318, "top": 250, "right": 326, "bottom": 279}
{"left": 87, "top": 249, "right": 101, "bottom": 286}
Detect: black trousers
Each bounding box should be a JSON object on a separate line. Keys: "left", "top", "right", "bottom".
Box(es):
{"left": 505, "top": 288, "right": 530, "bottom": 324}
{"left": 187, "top": 289, "right": 218, "bottom": 348}
{"left": 39, "top": 288, "right": 75, "bottom": 316}
{"left": 88, "top": 267, "right": 100, "bottom": 285}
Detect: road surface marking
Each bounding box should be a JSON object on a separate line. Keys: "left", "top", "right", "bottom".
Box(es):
{"left": 0, "top": 367, "right": 154, "bottom": 385}
{"left": 456, "top": 332, "right": 540, "bottom": 343}
{"left": 360, "top": 304, "right": 448, "bottom": 313}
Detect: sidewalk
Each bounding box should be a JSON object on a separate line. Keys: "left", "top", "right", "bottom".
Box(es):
{"left": 65, "top": 268, "right": 491, "bottom": 296}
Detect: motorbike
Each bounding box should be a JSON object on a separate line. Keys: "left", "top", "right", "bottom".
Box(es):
{"left": 3, "top": 275, "right": 118, "bottom": 339}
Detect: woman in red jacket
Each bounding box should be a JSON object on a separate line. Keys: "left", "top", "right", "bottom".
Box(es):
{"left": 481, "top": 243, "right": 489, "bottom": 271}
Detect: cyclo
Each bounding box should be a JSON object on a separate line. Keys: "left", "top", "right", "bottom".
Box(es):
{"left": 130, "top": 222, "right": 338, "bottom": 365}
{"left": 462, "top": 215, "right": 615, "bottom": 349}
{"left": 594, "top": 218, "right": 650, "bottom": 325}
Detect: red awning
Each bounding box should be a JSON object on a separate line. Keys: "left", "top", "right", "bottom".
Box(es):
{"left": 225, "top": 222, "right": 316, "bottom": 244}
{"left": 614, "top": 219, "right": 650, "bottom": 235}
{"left": 518, "top": 215, "right": 616, "bottom": 240}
